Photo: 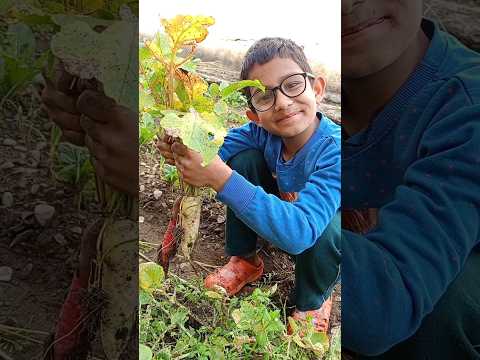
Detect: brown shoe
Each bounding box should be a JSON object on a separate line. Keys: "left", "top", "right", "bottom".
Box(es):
{"left": 204, "top": 256, "right": 264, "bottom": 296}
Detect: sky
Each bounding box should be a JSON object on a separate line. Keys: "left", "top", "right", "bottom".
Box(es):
{"left": 139, "top": 0, "right": 340, "bottom": 71}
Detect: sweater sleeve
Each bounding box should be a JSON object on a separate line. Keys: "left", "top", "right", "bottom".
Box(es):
{"left": 217, "top": 137, "right": 340, "bottom": 255}
{"left": 218, "top": 122, "right": 268, "bottom": 163}
{"left": 342, "top": 104, "right": 480, "bottom": 355}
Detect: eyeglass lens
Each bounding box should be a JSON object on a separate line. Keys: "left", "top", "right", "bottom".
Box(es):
{"left": 251, "top": 73, "right": 307, "bottom": 111}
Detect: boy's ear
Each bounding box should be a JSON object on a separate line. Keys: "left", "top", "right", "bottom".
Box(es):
{"left": 246, "top": 109, "right": 262, "bottom": 126}
{"left": 313, "top": 76, "right": 326, "bottom": 104}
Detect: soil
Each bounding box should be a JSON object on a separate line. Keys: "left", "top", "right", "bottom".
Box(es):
{"left": 0, "top": 88, "right": 100, "bottom": 358}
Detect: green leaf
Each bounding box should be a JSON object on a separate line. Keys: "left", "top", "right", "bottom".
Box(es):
{"left": 139, "top": 344, "right": 153, "bottom": 360}
{"left": 220, "top": 79, "right": 265, "bottom": 99}
{"left": 179, "top": 57, "right": 200, "bottom": 73}
{"left": 51, "top": 20, "right": 138, "bottom": 111}
{"left": 0, "top": 57, "right": 5, "bottom": 84}
{"left": 52, "top": 14, "right": 114, "bottom": 29}
{"left": 139, "top": 91, "right": 155, "bottom": 111}
{"left": 0, "top": 0, "right": 14, "bottom": 15}
{"left": 139, "top": 262, "right": 164, "bottom": 292}
{"left": 139, "top": 289, "right": 153, "bottom": 305}
{"left": 160, "top": 110, "right": 226, "bottom": 165}
{"left": 4, "top": 23, "right": 36, "bottom": 64}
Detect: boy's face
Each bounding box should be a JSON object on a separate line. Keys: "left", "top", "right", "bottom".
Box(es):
{"left": 342, "top": 0, "right": 424, "bottom": 79}
{"left": 246, "top": 57, "right": 325, "bottom": 140}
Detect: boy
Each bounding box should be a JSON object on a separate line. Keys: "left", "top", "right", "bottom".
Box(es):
{"left": 158, "top": 37, "right": 341, "bottom": 333}
{"left": 341, "top": 0, "right": 480, "bottom": 358}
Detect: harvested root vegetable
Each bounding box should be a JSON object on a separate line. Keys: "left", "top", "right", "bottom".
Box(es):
{"left": 158, "top": 196, "right": 182, "bottom": 273}
{"left": 99, "top": 218, "right": 137, "bottom": 360}
{"left": 179, "top": 195, "right": 203, "bottom": 261}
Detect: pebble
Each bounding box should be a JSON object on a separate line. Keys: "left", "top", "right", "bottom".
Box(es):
{"left": 36, "top": 141, "right": 47, "bottom": 151}
{"left": 139, "top": 216, "right": 145, "bottom": 223}
{"left": 1, "top": 161, "right": 14, "bottom": 170}
{"left": 2, "top": 192, "right": 14, "bottom": 207}
{"left": 14, "top": 145, "right": 27, "bottom": 152}
{"left": 54, "top": 233, "right": 67, "bottom": 246}
{"left": 3, "top": 138, "right": 16, "bottom": 146}
{"left": 31, "top": 184, "right": 40, "bottom": 194}
{"left": 30, "top": 150, "right": 41, "bottom": 163}
{"left": 0, "top": 266, "right": 13, "bottom": 282}
{"left": 34, "top": 204, "right": 55, "bottom": 226}
{"left": 153, "top": 189, "right": 163, "bottom": 200}
{"left": 71, "top": 226, "right": 83, "bottom": 235}
{"left": 140, "top": 184, "right": 145, "bottom": 192}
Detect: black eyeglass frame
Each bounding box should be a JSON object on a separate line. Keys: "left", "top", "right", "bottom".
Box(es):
{"left": 248, "top": 72, "right": 316, "bottom": 112}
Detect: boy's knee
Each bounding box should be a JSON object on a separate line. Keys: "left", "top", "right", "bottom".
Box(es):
{"left": 227, "top": 149, "right": 266, "bottom": 175}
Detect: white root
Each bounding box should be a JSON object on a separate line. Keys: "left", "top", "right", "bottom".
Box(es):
{"left": 179, "top": 196, "right": 203, "bottom": 261}
{"left": 100, "top": 219, "right": 137, "bottom": 360}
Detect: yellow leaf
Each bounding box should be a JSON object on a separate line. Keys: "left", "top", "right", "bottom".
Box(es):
{"left": 161, "top": 15, "right": 215, "bottom": 46}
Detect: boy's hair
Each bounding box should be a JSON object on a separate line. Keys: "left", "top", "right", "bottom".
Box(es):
{"left": 240, "top": 37, "right": 314, "bottom": 102}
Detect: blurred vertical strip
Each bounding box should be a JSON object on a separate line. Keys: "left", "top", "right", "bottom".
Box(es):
{"left": 342, "top": 0, "right": 480, "bottom": 358}
{"left": 0, "top": 0, "right": 139, "bottom": 358}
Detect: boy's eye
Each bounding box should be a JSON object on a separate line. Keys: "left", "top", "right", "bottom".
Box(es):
{"left": 255, "top": 92, "right": 274, "bottom": 103}
{"left": 285, "top": 81, "right": 303, "bottom": 90}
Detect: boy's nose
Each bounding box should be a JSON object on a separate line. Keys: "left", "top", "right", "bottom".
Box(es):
{"left": 274, "top": 91, "right": 293, "bottom": 111}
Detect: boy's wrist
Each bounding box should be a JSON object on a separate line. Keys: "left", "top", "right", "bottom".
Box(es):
{"left": 208, "top": 156, "right": 233, "bottom": 192}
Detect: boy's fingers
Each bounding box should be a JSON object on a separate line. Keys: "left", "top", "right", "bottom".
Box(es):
{"left": 79, "top": 115, "right": 105, "bottom": 143}
{"left": 61, "top": 130, "right": 85, "bottom": 146}
{"left": 77, "top": 90, "right": 116, "bottom": 122}
{"left": 45, "top": 106, "right": 83, "bottom": 132}
{"left": 84, "top": 134, "right": 107, "bottom": 161}
{"left": 41, "top": 85, "right": 78, "bottom": 114}
{"left": 171, "top": 142, "right": 188, "bottom": 156}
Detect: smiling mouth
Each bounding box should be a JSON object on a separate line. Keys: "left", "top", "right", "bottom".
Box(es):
{"left": 277, "top": 111, "right": 300, "bottom": 123}
{"left": 342, "top": 17, "right": 388, "bottom": 38}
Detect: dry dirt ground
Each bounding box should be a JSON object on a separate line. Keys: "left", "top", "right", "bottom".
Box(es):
{"left": 0, "top": 88, "right": 100, "bottom": 358}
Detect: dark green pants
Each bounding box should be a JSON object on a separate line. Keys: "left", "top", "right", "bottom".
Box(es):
{"left": 225, "top": 149, "right": 341, "bottom": 311}
{"left": 359, "top": 249, "right": 480, "bottom": 360}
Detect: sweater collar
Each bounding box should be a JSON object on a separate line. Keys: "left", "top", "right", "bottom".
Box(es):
{"left": 343, "top": 18, "right": 446, "bottom": 157}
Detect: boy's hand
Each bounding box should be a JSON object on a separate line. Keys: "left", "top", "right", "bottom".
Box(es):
{"left": 76, "top": 90, "right": 139, "bottom": 197}
{"left": 41, "top": 67, "right": 85, "bottom": 146}
{"left": 155, "top": 135, "right": 175, "bottom": 165}
{"left": 171, "top": 142, "right": 232, "bottom": 192}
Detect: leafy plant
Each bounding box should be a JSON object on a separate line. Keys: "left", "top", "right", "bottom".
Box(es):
{"left": 138, "top": 262, "right": 333, "bottom": 359}
{"left": 0, "top": 23, "right": 48, "bottom": 103}
{"left": 141, "top": 15, "right": 264, "bottom": 268}
{"left": 161, "top": 164, "right": 180, "bottom": 188}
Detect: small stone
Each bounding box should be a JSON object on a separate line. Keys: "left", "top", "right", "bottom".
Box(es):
{"left": 30, "top": 150, "right": 41, "bottom": 163}
{"left": 22, "top": 263, "right": 33, "bottom": 278}
{"left": 31, "top": 184, "right": 40, "bottom": 194}
{"left": 36, "top": 141, "right": 47, "bottom": 151}
{"left": 139, "top": 216, "right": 145, "bottom": 223}
{"left": 71, "top": 226, "right": 82, "bottom": 235}
{"left": 2, "top": 192, "right": 14, "bottom": 207}
{"left": 139, "top": 184, "right": 145, "bottom": 192}
{"left": 217, "top": 215, "right": 226, "bottom": 224}
{"left": 1, "top": 161, "right": 14, "bottom": 170}
{"left": 54, "top": 233, "right": 67, "bottom": 246}
{"left": 34, "top": 204, "right": 55, "bottom": 226}
{"left": 153, "top": 189, "right": 163, "bottom": 200}
{"left": 14, "top": 145, "right": 27, "bottom": 152}
{"left": 3, "top": 138, "right": 16, "bottom": 146}
{"left": 0, "top": 266, "right": 13, "bottom": 282}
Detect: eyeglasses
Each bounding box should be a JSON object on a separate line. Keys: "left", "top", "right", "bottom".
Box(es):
{"left": 249, "top": 72, "right": 315, "bottom": 112}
